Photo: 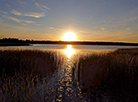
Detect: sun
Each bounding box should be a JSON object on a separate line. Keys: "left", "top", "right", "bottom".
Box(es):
{"left": 63, "top": 32, "right": 76, "bottom": 41}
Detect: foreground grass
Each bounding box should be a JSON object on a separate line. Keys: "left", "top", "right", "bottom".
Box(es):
{"left": 0, "top": 49, "right": 61, "bottom": 102}
{"left": 1, "top": 48, "right": 138, "bottom": 101}
{"left": 0, "top": 49, "right": 60, "bottom": 77}
{"left": 78, "top": 48, "right": 138, "bottom": 102}
{"left": 0, "top": 73, "right": 50, "bottom": 102}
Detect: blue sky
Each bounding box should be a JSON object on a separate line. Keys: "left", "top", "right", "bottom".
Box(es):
{"left": 0, "top": 0, "right": 138, "bottom": 42}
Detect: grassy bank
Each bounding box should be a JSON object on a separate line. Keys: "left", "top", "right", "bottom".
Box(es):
{"left": 78, "top": 48, "right": 138, "bottom": 101}
{"left": 0, "top": 49, "right": 61, "bottom": 101}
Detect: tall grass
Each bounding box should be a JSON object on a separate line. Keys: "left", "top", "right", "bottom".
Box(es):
{"left": 78, "top": 48, "right": 138, "bottom": 101}
{"left": 0, "top": 49, "right": 62, "bottom": 102}
{"left": 1, "top": 48, "right": 138, "bottom": 101}
{"left": 0, "top": 49, "right": 60, "bottom": 77}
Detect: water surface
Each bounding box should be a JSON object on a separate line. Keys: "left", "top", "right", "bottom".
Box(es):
{"left": 1, "top": 44, "right": 138, "bottom": 50}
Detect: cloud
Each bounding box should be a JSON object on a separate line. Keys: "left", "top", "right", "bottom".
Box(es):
{"left": 11, "top": 10, "right": 22, "bottom": 16}
{"left": 3, "top": 15, "right": 21, "bottom": 23}
{"left": 0, "top": 10, "right": 8, "bottom": 14}
{"left": 126, "top": 27, "right": 130, "bottom": 30}
{"left": 23, "top": 12, "right": 45, "bottom": 18}
{"left": 122, "top": 16, "right": 138, "bottom": 27}
{"left": 22, "top": 20, "right": 35, "bottom": 24}
{"left": 129, "top": 16, "right": 138, "bottom": 22}
{"left": 33, "top": 0, "right": 51, "bottom": 11}
{"left": 42, "top": 5, "right": 51, "bottom": 10}
{"left": 101, "top": 27, "right": 109, "bottom": 32}
{"left": 3, "top": 15, "right": 35, "bottom": 25}
{"left": 101, "top": 27, "right": 106, "bottom": 31}
{"left": 17, "top": 0, "right": 26, "bottom": 5}
{"left": 11, "top": 10, "right": 45, "bottom": 18}
{"left": 49, "top": 27, "right": 54, "bottom": 30}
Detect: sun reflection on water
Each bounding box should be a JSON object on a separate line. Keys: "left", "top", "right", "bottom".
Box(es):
{"left": 64, "top": 45, "right": 75, "bottom": 58}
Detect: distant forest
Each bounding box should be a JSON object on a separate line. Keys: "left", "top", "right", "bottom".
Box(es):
{"left": 0, "top": 38, "right": 138, "bottom": 46}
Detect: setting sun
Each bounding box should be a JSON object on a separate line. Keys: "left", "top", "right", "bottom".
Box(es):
{"left": 63, "top": 32, "right": 76, "bottom": 41}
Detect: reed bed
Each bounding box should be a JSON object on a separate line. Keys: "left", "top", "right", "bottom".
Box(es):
{"left": 0, "top": 49, "right": 61, "bottom": 77}
{"left": 1, "top": 48, "right": 138, "bottom": 101}
{"left": 78, "top": 48, "right": 138, "bottom": 102}
{"left": 0, "top": 49, "right": 62, "bottom": 102}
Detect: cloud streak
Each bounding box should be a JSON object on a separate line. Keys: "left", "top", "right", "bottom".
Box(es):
{"left": 33, "top": 0, "right": 50, "bottom": 11}
{"left": 0, "top": 10, "right": 8, "bottom": 14}
{"left": 23, "top": 12, "right": 45, "bottom": 18}
{"left": 17, "top": 0, "right": 26, "bottom": 5}
{"left": 11, "top": 10, "right": 22, "bottom": 16}
{"left": 3, "top": 15, "right": 35, "bottom": 25}
{"left": 122, "top": 16, "right": 138, "bottom": 27}
{"left": 129, "top": 16, "right": 138, "bottom": 22}
{"left": 11, "top": 10, "right": 45, "bottom": 18}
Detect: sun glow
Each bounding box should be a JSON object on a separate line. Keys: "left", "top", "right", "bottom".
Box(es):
{"left": 63, "top": 32, "right": 76, "bottom": 41}
{"left": 64, "top": 45, "right": 75, "bottom": 58}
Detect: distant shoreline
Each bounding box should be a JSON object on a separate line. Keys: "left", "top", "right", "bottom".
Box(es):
{"left": 1, "top": 38, "right": 138, "bottom": 46}
{"left": 0, "top": 42, "right": 30, "bottom": 46}
{"left": 1, "top": 42, "right": 138, "bottom": 46}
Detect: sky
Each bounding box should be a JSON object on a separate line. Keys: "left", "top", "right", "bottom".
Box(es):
{"left": 0, "top": 0, "right": 138, "bottom": 42}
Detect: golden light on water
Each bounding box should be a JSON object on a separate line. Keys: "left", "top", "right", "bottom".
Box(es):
{"left": 64, "top": 45, "right": 75, "bottom": 58}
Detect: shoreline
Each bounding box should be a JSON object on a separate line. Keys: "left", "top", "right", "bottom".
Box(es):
{"left": 0, "top": 42, "right": 30, "bottom": 46}
{"left": 1, "top": 42, "right": 138, "bottom": 46}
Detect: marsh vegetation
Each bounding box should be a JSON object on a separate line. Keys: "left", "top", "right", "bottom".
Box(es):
{"left": 0, "top": 49, "right": 62, "bottom": 101}
{"left": 78, "top": 48, "right": 138, "bottom": 101}
{"left": 0, "top": 48, "right": 138, "bottom": 102}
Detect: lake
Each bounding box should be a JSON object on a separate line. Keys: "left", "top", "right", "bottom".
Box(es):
{"left": 1, "top": 44, "right": 138, "bottom": 50}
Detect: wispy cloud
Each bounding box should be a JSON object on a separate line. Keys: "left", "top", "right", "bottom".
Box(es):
{"left": 33, "top": 0, "right": 50, "bottom": 11}
{"left": 0, "top": 10, "right": 8, "bottom": 14}
{"left": 100, "top": 27, "right": 109, "bottom": 32}
{"left": 3, "top": 15, "right": 21, "bottom": 23}
{"left": 126, "top": 27, "right": 130, "bottom": 30}
{"left": 101, "top": 27, "right": 106, "bottom": 31}
{"left": 22, "top": 20, "right": 35, "bottom": 24}
{"left": 17, "top": 0, "right": 26, "bottom": 5}
{"left": 11, "top": 10, "right": 45, "bottom": 18}
{"left": 23, "top": 12, "right": 45, "bottom": 18}
{"left": 122, "top": 16, "right": 138, "bottom": 27}
{"left": 3, "top": 15, "right": 35, "bottom": 25}
{"left": 49, "top": 27, "right": 54, "bottom": 30}
{"left": 11, "top": 10, "right": 22, "bottom": 16}
{"left": 129, "top": 16, "right": 138, "bottom": 22}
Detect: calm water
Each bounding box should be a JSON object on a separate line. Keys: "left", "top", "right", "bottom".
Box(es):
{"left": 2, "top": 44, "right": 138, "bottom": 57}
{"left": 1, "top": 44, "right": 138, "bottom": 56}
{"left": 2, "top": 44, "right": 138, "bottom": 50}
{"left": 1, "top": 44, "right": 138, "bottom": 101}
